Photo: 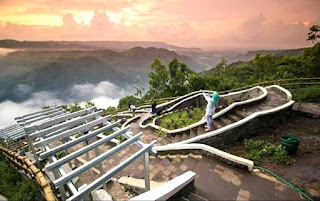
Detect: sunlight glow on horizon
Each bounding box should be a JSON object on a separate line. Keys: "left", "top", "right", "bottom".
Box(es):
{"left": 0, "top": 0, "right": 318, "bottom": 49}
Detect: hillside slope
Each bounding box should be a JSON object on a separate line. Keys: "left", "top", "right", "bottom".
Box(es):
{"left": 0, "top": 47, "right": 205, "bottom": 102}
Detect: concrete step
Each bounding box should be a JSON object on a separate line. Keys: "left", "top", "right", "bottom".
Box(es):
{"left": 212, "top": 119, "right": 224, "bottom": 130}
{"left": 233, "top": 108, "right": 246, "bottom": 118}
{"left": 190, "top": 128, "right": 197, "bottom": 138}
{"left": 181, "top": 133, "right": 190, "bottom": 141}
{"left": 197, "top": 125, "right": 205, "bottom": 135}
{"left": 187, "top": 192, "right": 208, "bottom": 201}
{"left": 173, "top": 134, "right": 182, "bottom": 143}
{"left": 219, "top": 117, "right": 235, "bottom": 126}
{"left": 181, "top": 196, "right": 190, "bottom": 201}
{"left": 226, "top": 112, "right": 242, "bottom": 122}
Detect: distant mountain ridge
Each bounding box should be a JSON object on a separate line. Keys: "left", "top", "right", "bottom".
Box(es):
{"left": 0, "top": 39, "right": 202, "bottom": 52}
{"left": 0, "top": 47, "right": 205, "bottom": 102}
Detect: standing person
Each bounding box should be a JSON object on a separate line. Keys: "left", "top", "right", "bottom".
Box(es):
{"left": 203, "top": 92, "right": 219, "bottom": 131}
{"left": 128, "top": 102, "right": 132, "bottom": 112}
{"left": 151, "top": 101, "right": 157, "bottom": 114}
{"left": 130, "top": 104, "right": 136, "bottom": 113}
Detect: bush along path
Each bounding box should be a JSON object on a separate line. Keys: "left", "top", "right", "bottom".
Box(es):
{"left": 0, "top": 153, "right": 44, "bottom": 201}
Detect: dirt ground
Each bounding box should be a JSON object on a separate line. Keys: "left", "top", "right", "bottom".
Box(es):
{"left": 225, "top": 112, "right": 320, "bottom": 199}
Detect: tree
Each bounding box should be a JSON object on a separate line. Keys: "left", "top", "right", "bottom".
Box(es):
{"left": 117, "top": 95, "right": 139, "bottom": 109}
{"left": 216, "top": 58, "right": 227, "bottom": 75}
{"left": 85, "top": 101, "right": 95, "bottom": 108}
{"left": 148, "top": 58, "right": 169, "bottom": 97}
{"left": 168, "top": 58, "right": 195, "bottom": 96}
{"left": 132, "top": 79, "right": 144, "bottom": 99}
{"left": 307, "top": 25, "right": 320, "bottom": 43}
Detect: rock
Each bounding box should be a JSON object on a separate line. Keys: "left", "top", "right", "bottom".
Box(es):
{"left": 92, "top": 189, "right": 113, "bottom": 201}
{"left": 307, "top": 189, "right": 319, "bottom": 198}
{"left": 252, "top": 169, "right": 260, "bottom": 173}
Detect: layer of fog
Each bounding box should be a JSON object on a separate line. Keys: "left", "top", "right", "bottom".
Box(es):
{"left": 0, "top": 81, "right": 128, "bottom": 128}
{"left": 0, "top": 48, "right": 18, "bottom": 57}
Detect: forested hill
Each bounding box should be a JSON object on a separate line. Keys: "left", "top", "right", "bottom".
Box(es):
{"left": 199, "top": 47, "right": 307, "bottom": 75}
{"left": 0, "top": 47, "right": 205, "bottom": 102}
{"left": 0, "top": 39, "right": 201, "bottom": 52}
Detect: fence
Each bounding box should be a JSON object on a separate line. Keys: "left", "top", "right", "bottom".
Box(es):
{"left": 0, "top": 145, "right": 57, "bottom": 201}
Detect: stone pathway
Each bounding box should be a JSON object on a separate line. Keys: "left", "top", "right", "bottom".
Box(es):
{"left": 293, "top": 102, "right": 320, "bottom": 117}
{"left": 71, "top": 139, "right": 304, "bottom": 200}
{"left": 0, "top": 194, "right": 7, "bottom": 201}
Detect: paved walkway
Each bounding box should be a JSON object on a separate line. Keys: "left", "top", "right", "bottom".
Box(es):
{"left": 293, "top": 102, "right": 320, "bottom": 117}
{"left": 0, "top": 194, "right": 7, "bottom": 201}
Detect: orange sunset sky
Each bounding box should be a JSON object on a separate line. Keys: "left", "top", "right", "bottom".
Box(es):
{"left": 0, "top": 0, "right": 319, "bottom": 49}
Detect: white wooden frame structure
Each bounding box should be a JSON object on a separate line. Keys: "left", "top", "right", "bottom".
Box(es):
{"left": 0, "top": 106, "right": 69, "bottom": 143}
{"left": 23, "top": 106, "right": 156, "bottom": 201}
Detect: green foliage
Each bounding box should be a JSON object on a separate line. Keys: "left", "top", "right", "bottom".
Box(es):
{"left": 307, "top": 25, "right": 320, "bottom": 43}
{"left": 63, "top": 102, "right": 83, "bottom": 113}
{"left": 148, "top": 58, "right": 195, "bottom": 98}
{"left": 148, "top": 58, "right": 169, "bottom": 98}
{"left": 244, "top": 139, "right": 288, "bottom": 165}
{"left": 105, "top": 106, "right": 117, "bottom": 115}
{"left": 85, "top": 101, "right": 95, "bottom": 108}
{"left": 155, "top": 129, "right": 167, "bottom": 137}
{"left": 42, "top": 105, "right": 51, "bottom": 109}
{"left": 216, "top": 58, "right": 227, "bottom": 75}
{"left": 159, "top": 106, "right": 205, "bottom": 130}
{"left": 228, "top": 97, "right": 234, "bottom": 105}
{"left": 272, "top": 145, "right": 289, "bottom": 164}
{"left": 116, "top": 136, "right": 126, "bottom": 143}
{"left": 293, "top": 86, "right": 320, "bottom": 102}
{"left": 0, "top": 154, "right": 44, "bottom": 201}
{"left": 118, "top": 95, "right": 140, "bottom": 109}
{"left": 246, "top": 149, "right": 262, "bottom": 165}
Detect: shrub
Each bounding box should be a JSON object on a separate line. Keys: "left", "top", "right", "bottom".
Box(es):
{"left": 246, "top": 149, "right": 262, "bottom": 165}
{"left": 244, "top": 139, "right": 288, "bottom": 165}
{"left": 155, "top": 129, "right": 167, "bottom": 137}
{"left": 293, "top": 86, "right": 320, "bottom": 102}
{"left": 272, "top": 145, "right": 289, "bottom": 164}
{"left": 244, "top": 139, "right": 265, "bottom": 150}
{"left": 0, "top": 154, "right": 44, "bottom": 201}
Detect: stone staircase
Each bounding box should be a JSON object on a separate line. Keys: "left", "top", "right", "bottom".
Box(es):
{"left": 164, "top": 87, "right": 288, "bottom": 144}
{"left": 121, "top": 153, "right": 209, "bottom": 200}
{"left": 179, "top": 191, "right": 208, "bottom": 201}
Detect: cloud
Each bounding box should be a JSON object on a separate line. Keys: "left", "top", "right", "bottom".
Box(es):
{"left": 70, "top": 81, "right": 127, "bottom": 100}
{"left": 0, "top": 80, "right": 128, "bottom": 128}
{"left": 0, "top": 0, "right": 319, "bottom": 48}
{"left": 0, "top": 91, "right": 64, "bottom": 128}
{"left": 12, "top": 84, "right": 33, "bottom": 98}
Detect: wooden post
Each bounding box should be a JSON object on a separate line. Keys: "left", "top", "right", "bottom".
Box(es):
{"left": 298, "top": 77, "right": 302, "bottom": 89}
{"left": 144, "top": 152, "right": 150, "bottom": 192}
{"left": 279, "top": 79, "right": 282, "bottom": 86}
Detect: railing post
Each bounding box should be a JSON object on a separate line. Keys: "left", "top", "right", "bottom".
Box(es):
{"left": 279, "top": 79, "right": 282, "bottom": 86}
{"left": 298, "top": 77, "right": 302, "bottom": 89}
{"left": 144, "top": 152, "right": 150, "bottom": 192}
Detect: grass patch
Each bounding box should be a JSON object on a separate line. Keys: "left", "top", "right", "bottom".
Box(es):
{"left": 244, "top": 139, "right": 288, "bottom": 165}
{"left": 293, "top": 86, "right": 320, "bottom": 102}
{"left": 0, "top": 154, "right": 44, "bottom": 201}
{"left": 158, "top": 106, "right": 205, "bottom": 130}
{"left": 103, "top": 130, "right": 126, "bottom": 143}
